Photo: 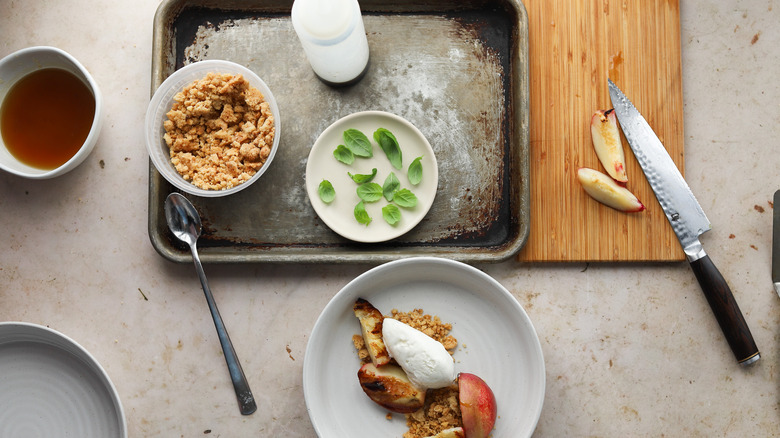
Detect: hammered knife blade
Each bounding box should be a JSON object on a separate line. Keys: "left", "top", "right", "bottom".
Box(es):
{"left": 608, "top": 79, "right": 760, "bottom": 365}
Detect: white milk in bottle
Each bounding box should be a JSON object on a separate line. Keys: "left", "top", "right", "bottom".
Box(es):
{"left": 291, "top": 0, "right": 370, "bottom": 86}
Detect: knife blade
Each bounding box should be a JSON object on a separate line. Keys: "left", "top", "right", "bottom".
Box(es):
{"left": 773, "top": 190, "right": 780, "bottom": 297}
{"left": 608, "top": 79, "right": 760, "bottom": 365}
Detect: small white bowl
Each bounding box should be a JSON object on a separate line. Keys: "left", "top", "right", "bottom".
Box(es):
{"left": 0, "top": 46, "right": 103, "bottom": 179}
{"left": 145, "top": 60, "right": 281, "bottom": 197}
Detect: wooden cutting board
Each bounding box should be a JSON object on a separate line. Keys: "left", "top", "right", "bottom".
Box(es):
{"left": 516, "top": 0, "right": 686, "bottom": 262}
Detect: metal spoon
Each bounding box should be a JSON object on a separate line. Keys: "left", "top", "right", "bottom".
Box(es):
{"left": 164, "top": 192, "right": 257, "bottom": 415}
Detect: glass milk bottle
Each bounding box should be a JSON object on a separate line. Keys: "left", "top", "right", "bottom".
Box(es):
{"left": 291, "top": 0, "right": 370, "bottom": 86}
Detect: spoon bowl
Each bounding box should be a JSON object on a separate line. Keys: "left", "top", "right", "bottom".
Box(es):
{"left": 165, "top": 193, "right": 201, "bottom": 246}
{"left": 164, "top": 192, "right": 257, "bottom": 415}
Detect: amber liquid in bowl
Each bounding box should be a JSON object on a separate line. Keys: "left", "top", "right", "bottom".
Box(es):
{"left": 1, "top": 68, "right": 95, "bottom": 170}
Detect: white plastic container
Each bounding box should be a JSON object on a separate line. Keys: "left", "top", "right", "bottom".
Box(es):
{"left": 144, "top": 60, "right": 280, "bottom": 197}
{"left": 291, "top": 0, "right": 370, "bottom": 86}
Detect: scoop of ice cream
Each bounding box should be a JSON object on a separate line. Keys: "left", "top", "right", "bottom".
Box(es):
{"left": 381, "top": 317, "right": 455, "bottom": 389}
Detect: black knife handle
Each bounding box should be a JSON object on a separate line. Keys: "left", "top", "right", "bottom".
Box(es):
{"left": 689, "top": 255, "right": 760, "bottom": 364}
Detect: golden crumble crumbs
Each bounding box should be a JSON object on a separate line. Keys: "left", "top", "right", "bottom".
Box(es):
{"left": 352, "top": 334, "right": 371, "bottom": 364}
{"left": 163, "top": 72, "right": 275, "bottom": 190}
{"left": 404, "top": 384, "right": 462, "bottom": 438}
{"left": 390, "top": 308, "right": 458, "bottom": 353}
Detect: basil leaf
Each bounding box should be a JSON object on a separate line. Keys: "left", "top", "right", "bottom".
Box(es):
{"left": 382, "top": 204, "right": 401, "bottom": 225}
{"left": 357, "top": 182, "right": 383, "bottom": 202}
{"left": 382, "top": 172, "right": 400, "bottom": 201}
{"left": 393, "top": 188, "right": 418, "bottom": 208}
{"left": 373, "top": 128, "right": 402, "bottom": 169}
{"left": 354, "top": 201, "right": 372, "bottom": 225}
{"left": 408, "top": 156, "right": 423, "bottom": 185}
{"left": 333, "top": 145, "right": 355, "bottom": 164}
{"left": 318, "top": 180, "right": 336, "bottom": 203}
{"left": 343, "top": 129, "right": 373, "bottom": 157}
{"left": 348, "top": 168, "right": 377, "bottom": 184}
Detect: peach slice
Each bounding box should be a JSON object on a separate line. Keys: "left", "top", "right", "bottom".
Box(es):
{"left": 424, "top": 427, "right": 466, "bottom": 438}
{"left": 458, "top": 373, "right": 497, "bottom": 438}
{"left": 357, "top": 363, "right": 426, "bottom": 413}
{"left": 353, "top": 298, "right": 390, "bottom": 367}
{"left": 577, "top": 167, "right": 645, "bottom": 212}
{"left": 591, "top": 109, "right": 628, "bottom": 183}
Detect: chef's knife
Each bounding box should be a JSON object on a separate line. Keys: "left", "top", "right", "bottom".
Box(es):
{"left": 773, "top": 190, "right": 780, "bottom": 298}
{"left": 608, "top": 79, "right": 760, "bottom": 365}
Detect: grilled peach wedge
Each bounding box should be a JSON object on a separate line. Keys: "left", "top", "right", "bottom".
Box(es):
{"left": 591, "top": 109, "right": 628, "bottom": 183}
{"left": 353, "top": 298, "right": 390, "bottom": 367}
{"left": 357, "top": 363, "right": 426, "bottom": 413}
{"left": 577, "top": 167, "right": 645, "bottom": 212}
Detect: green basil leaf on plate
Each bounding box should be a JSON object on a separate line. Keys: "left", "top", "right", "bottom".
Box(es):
{"left": 382, "top": 204, "right": 401, "bottom": 225}
{"left": 343, "top": 129, "right": 373, "bottom": 157}
{"left": 382, "top": 172, "right": 400, "bottom": 202}
{"left": 354, "top": 201, "right": 372, "bottom": 225}
{"left": 348, "top": 168, "right": 377, "bottom": 184}
{"left": 408, "top": 156, "right": 423, "bottom": 185}
{"left": 318, "top": 180, "right": 336, "bottom": 203}
{"left": 357, "top": 182, "right": 383, "bottom": 203}
{"left": 393, "top": 188, "right": 418, "bottom": 208}
{"left": 333, "top": 145, "right": 355, "bottom": 164}
{"left": 374, "top": 128, "right": 402, "bottom": 169}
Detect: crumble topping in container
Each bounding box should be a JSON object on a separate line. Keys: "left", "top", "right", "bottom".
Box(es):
{"left": 163, "top": 72, "right": 275, "bottom": 190}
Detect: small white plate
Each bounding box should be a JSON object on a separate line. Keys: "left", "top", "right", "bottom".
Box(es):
{"left": 305, "top": 111, "right": 438, "bottom": 243}
{"left": 0, "top": 322, "right": 127, "bottom": 438}
{"left": 303, "top": 257, "right": 545, "bottom": 437}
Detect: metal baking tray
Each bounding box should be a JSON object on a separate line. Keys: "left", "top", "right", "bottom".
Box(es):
{"left": 148, "top": 0, "right": 529, "bottom": 263}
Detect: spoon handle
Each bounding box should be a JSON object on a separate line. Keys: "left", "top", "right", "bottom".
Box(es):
{"left": 190, "top": 244, "right": 257, "bottom": 415}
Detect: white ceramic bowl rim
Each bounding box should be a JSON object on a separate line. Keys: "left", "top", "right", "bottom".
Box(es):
{"left": 144, "top": 60, "right": 281, "bottom": 197}
{"left": 0, "top": 46, "right": 103, "bottom": 179}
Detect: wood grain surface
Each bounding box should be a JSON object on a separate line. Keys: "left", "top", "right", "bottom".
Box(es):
{"left": 517, "top": 0, "right": 686, "bottom": 262}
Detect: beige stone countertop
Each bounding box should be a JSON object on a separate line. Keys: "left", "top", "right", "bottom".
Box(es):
{"left": 1, "top": 0, "right": 778, "bottom": 436}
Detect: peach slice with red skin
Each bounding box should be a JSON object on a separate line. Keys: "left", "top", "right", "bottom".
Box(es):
{"left": 458, "top": 373, "right": 497, "bottom": 438}
{"left": 591, "top": 108, "right": 628, "bottom": 183}
{"left": 577, "top": 167, "right": 645, "bottom": 212}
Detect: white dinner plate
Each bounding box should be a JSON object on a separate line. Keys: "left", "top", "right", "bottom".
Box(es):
{"left": 305, "top": 111, "right": 438, "bottom": 243}
{"left": 303, "top": 257, "right": 545, "bottom": 437}
{"left": 0, "top": 322, "right": 127, "bottom": 438}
